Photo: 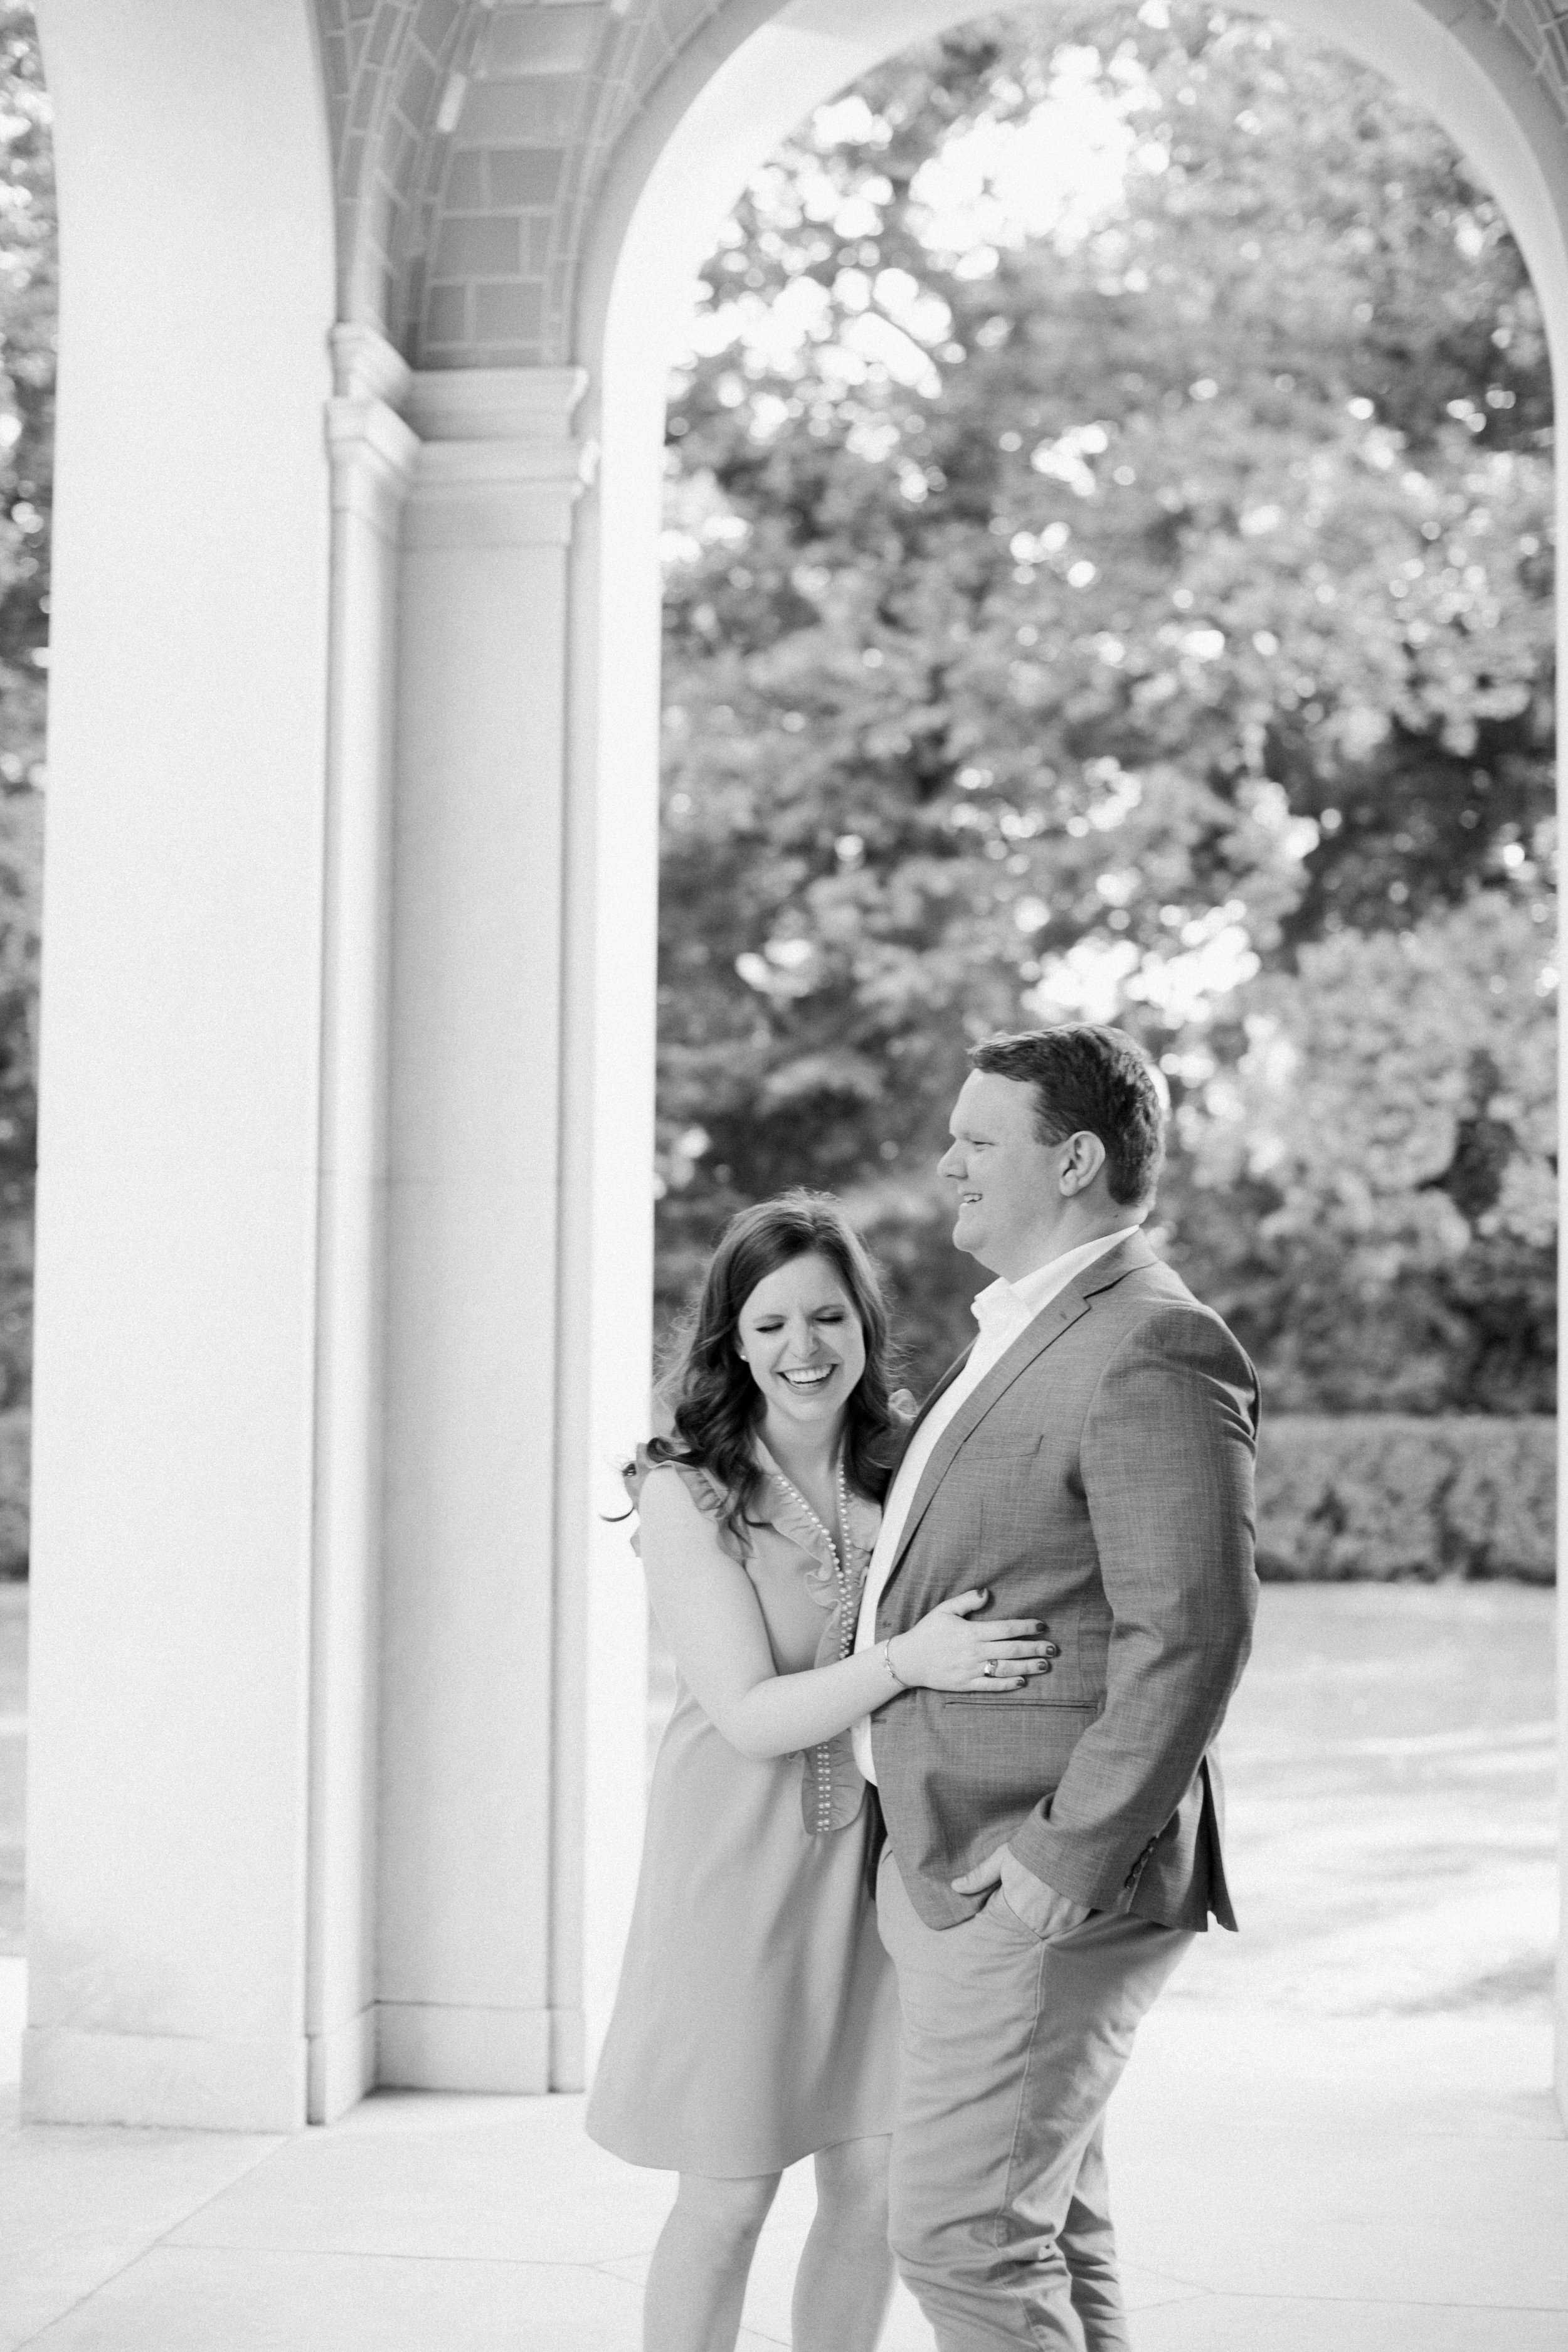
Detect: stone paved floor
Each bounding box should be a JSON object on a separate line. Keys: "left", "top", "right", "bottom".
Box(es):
{"left": 1, "top": 2005, "right": 1562, "bottom": 2349}
{"left": 3, "top": 1582, "right": 1564, "bottom": 2347}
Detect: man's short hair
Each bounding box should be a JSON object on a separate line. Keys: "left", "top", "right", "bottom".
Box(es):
{"left": 968, "top": 1024, "right": 1165, "bottom": 1209}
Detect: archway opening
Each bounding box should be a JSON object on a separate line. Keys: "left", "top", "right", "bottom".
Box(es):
{"left": 586, "top": 0, "right": 1562, "bottom": 2115}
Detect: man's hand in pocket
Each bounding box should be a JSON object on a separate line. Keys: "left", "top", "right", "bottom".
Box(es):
{"left": 951, "top": 1844, "right": 1092, "bottom": 1937}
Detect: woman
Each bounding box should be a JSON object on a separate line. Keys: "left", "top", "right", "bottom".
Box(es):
{"left": 586, "top": 1192, "right": 1054, "bottom": 2352}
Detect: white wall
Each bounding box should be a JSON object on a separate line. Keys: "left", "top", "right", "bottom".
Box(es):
{"left": 24, "top": 0, "right": 336, "bottom": 2129}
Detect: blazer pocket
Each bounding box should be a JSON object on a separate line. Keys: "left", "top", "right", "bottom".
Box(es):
{"left": 942, "top": 1693, "right": 1098, "bottom": 1712}
{"left": 958, "top": 1431, "right": 1044, "bottom": 1463}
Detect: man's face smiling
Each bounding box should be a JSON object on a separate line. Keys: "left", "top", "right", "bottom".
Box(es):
{"left": 938, "top": 1069, "right": 1067, "bottom": 1278}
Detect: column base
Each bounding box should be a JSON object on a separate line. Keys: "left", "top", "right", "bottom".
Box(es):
{"left": 21, "top": 2024, "right": 307, "bottom": 2132}
{"left": 549, "top": 2003, "right": 585, "bottom": 2092}
{"left": 376, "top": 2000, "right": 559, "bottom": 2093}
{"left": 307, "top": 2003, "right": 377, "bottom": 2125}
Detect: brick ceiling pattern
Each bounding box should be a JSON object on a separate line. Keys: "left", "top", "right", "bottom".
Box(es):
{"left": 314, "top": 0, "right": 1568, "bottom": 376}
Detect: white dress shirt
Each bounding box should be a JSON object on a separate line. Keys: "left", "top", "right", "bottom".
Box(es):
{"left": 851, "top": 1226, "right": 1139, "bottom": 1783}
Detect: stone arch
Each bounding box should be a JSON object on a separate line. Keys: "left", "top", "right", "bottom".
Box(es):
{"left": 316, "top": 0, "right": 475, "bottom": 338}
{"left": 316, "top": 0, "right": 739, "bottom": 366}
{"left": 315, "top": 1, "right": 1568, "bottom": 373}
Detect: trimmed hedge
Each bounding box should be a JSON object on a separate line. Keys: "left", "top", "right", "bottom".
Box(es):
{"left": 0, "top": 1408, "right": 1550, "bottom": 1584}
{"left": 0, "top": 1407, "right": 24, "bottom": 1577}
{"left": 1257, "top": 1416, "right": 1555, "bottom": 1585}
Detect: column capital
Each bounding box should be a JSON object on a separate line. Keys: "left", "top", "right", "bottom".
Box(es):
{"left": 406, "top": 366, "right": 588, "bottom": 445}
{"left": 404, "top": 366, "right": 594, "bottom": 551}
{"left": 330, "top": 322, "right": 413, "bottom": 409}
{"left": 326, "top": 394, "right": 420, "bottom": 541}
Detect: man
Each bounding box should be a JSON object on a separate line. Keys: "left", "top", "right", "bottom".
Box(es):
{"left": 852, "top": 1023, "right": 1259, "bottom": 2350}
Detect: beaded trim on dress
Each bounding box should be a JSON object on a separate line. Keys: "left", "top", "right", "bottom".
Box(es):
{"left": 622, "top": 1441, "right": 878, "bottom": 1836}
{"left": 753, "top": 1444, "right": 878, "bottom": 1605}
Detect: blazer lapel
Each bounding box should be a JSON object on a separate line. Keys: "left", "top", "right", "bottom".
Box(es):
{"left": 888, "top": 1345, "right": 972, "bottom": 1476}
{"left": 1076, "top": 1227, "right": 1157, "bottom": 1298}
{"left": 885, "top": 1229, "right": 1160, "bottom": 1584}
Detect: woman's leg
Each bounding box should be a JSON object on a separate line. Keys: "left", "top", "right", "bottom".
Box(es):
{"left": 792, "top": 2135, "right": 897, "bottom": 2352}
{"left": 644, "top": 2169, "right": 781, "bottom": 2352}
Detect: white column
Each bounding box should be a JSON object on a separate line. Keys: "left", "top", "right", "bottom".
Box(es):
{"left": 562, "top": 350, "right": 663, "bottom": 2089}
{"left": 376, "top": 368, "right": 591, "bottom": 2092}
{"left": 308, "top": 327, "right": 417, "bottom": 2124}
{"left": 23, "top": 0, "right": 336, "bottom": 2129}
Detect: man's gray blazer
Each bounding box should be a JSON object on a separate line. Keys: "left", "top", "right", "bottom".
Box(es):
{"left": 871, "top": 1230, "right": 1259, "bottom": 1934}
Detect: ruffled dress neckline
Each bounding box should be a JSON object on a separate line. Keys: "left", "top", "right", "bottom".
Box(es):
{"left": 751, "top": 1439, "right": 880, "bottom": 1614}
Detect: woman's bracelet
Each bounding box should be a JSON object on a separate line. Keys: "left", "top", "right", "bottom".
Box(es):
{"left": 882, "top": 1636, "right": 908, "bottom": 1690}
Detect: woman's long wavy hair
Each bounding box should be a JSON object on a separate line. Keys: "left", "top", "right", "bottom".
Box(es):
{"left": 647, "top": 1190, "right": 903, "bottom": 1544}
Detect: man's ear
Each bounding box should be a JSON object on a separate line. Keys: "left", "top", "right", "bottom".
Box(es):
{"left": 1058, "top": 1130, "right": 1108, "bottom": 1195}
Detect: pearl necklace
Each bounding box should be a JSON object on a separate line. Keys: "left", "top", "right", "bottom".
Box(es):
{"left": 770, "top": 1454, "right": 857, "bottom": 1661}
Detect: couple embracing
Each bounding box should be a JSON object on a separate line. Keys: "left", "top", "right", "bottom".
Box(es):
{"left": 588, "top": 1024, "right": 1261, "bottom": 2351}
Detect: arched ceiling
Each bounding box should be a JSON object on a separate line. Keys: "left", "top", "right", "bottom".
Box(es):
{"left": 314, "top": 0, "right": 1568, "bottom": 373}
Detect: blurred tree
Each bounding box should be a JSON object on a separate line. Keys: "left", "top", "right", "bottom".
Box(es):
{"left": 1199, "top": 893, "right": 1556, "bottom": 1409}
{"left": 0, "top": 4, "right": 48, "bottom": 1414}
{"left": 656, "top": 1, "right": 1555, "bottom": 1404}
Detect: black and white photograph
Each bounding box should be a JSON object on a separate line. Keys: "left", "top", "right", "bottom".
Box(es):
{"left": 0, "top": 2, "right": 1564, "bottom": 2347}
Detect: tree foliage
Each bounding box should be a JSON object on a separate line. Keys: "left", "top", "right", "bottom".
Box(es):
{"left": 656, "top": 1, "right": 1555, "bottom": 1406}
{"left": 0, "top": 4, "right": 48, "bottom": 1411}
{"left": 1204, "top": 896, "right": 1555, "bottom": 1409}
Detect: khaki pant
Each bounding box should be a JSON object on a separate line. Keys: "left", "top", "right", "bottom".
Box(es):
{"left": 876, "top": 1851, "right": 1192, "bottom": 2350}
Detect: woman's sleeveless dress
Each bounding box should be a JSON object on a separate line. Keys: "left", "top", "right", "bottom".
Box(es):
{"left": 585, "top": 1449, "right": 900, "bottom": 2176}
